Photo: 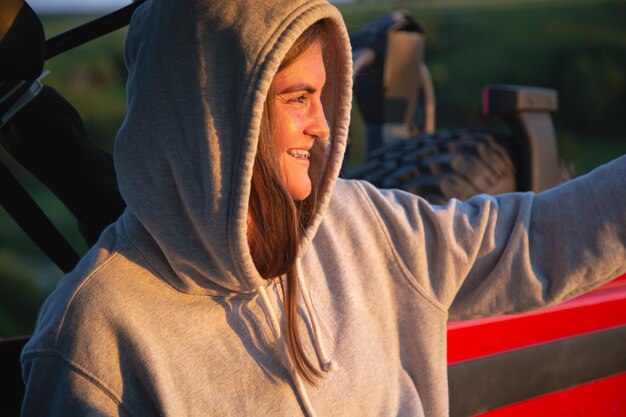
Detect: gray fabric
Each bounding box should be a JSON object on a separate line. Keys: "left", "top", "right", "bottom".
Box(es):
{"left": 20, "top": 0, "right": 626, "bottom": 415}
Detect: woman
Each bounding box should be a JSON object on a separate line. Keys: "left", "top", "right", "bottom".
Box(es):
{"left": 20, "top": 0, "right": 626, "bottom": 416}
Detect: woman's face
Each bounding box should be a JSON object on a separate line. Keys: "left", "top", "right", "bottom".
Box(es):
{"left": 270, "top": 40, "right": 329, "bottom": 201}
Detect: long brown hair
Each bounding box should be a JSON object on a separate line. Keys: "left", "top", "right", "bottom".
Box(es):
{"left": 248, "top": 20, "right": 328, "bottom": 384}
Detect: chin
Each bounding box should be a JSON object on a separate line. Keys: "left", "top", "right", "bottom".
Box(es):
{"left": 287, "top": 180, "right": 312, "bottom": 201}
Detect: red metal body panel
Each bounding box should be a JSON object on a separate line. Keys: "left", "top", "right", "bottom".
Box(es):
{"left": 447, "top": 273, "right": 626, "bottom": 416}
{"left": 476, "top": 371, "right": 626, "bottom": 417}
{"left": 448, "top": 273, "right": 626, "bottom": 364}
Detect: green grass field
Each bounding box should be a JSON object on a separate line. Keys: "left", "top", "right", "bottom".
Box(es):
{"left": 1, "top": 0, "right": 625, "bottom": 336}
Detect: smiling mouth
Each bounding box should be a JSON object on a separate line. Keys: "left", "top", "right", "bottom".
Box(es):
{"left": 287, "top": 149, "right": 311, "bottom": 159}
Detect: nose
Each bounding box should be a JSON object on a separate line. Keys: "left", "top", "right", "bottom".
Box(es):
{"left": 305, "top": 101, "right": 330, "bottom": 140}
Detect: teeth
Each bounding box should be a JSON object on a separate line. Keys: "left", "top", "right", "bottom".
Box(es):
{"left": 288, "top": 150, "right": 311, "bottom": 159}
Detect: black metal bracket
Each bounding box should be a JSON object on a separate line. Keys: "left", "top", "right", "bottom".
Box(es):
{"left": 483, "top": 84, "right": 562, "bottom": 192}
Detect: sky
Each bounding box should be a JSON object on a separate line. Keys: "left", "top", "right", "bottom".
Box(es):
{"left": 28, "top": 0, "right": 135, "bottom": 14}
{"left": 27, "top": 0, "right": 351, "bottom": 14}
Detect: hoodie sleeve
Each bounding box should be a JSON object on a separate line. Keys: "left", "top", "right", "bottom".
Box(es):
{"left": 354, "top": 154, "right": 626, "bottom": 321}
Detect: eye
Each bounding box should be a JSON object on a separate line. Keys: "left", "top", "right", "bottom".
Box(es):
{"left": 288, "top": 95, "right": 307, "bottom": 104}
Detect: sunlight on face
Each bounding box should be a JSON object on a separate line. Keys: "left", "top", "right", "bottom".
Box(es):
{"left": 270, "top": 40, "right": 330, "bottom": 201}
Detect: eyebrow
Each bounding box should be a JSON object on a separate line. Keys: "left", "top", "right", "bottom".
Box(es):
{"left": 277, "top": 83, "right": 317, "bottom": 95}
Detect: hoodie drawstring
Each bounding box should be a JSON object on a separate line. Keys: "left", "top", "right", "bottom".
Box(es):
{"left": 257, "top": 259, "right": 335, "bottom": 417}
{"left": 257, "top": 285, "right": 318, "bottom": 417}
{"left": 295, "top": 259, "right": 336, "bottom": 372}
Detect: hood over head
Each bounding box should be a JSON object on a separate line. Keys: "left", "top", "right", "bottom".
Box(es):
{"left": 114, "top": 0, "right": 352, "bottom": 295}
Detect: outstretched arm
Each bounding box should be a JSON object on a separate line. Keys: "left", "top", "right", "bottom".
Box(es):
{"left": 355, "top": 155, "right": 626, "bottom": 320}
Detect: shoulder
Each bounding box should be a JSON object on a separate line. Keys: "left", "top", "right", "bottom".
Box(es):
{"left": 329, "top": 178, "right": 385, "bottom": 211}
{"left": 21, "top": 218, "right": 178, "bottom": 402}
{"left": 330, "top": 177, "right": 362, "bottom": 202}
{"left": 22, "top": 219, "right": 157, "bottom": 359}
{"left": 322, "top": 178, "right": 412, "bottom": 243}
{"left": 326, "top": 178, "right": 376, "bottom": 223}
{"left": 329, "top": 178, "right": 430, "bottom": 228}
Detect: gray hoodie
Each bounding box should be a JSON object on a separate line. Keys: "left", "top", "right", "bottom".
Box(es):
{"left": 20, "top": 0, "right": 626, "bottom": 416}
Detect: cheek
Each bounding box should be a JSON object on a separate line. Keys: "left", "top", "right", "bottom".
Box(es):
{"left": 273, "top": 109, "right": 302, "bottom": 150}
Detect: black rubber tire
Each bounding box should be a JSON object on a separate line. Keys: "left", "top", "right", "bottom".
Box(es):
{"left": 342, "top": 129, "right": 517, "bottom": 204}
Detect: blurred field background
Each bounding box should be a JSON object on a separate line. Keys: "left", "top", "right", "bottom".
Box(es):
{"left": 1, "top": 0, "right": 625, "bottom": 337}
